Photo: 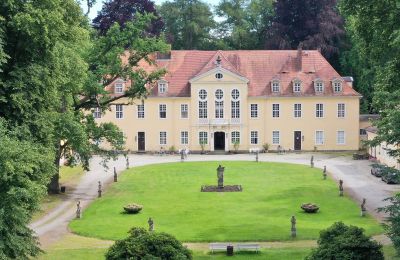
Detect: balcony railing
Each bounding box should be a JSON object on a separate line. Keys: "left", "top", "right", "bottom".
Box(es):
{"left": 198, "top": 118, "right": 241, "bottom": 125}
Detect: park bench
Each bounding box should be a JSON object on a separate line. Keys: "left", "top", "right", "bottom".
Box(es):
{"left": 236, "top": 243, "right": 260, "bottom": 253}
{"left": 209, "top": 243, "right": 231, "bottom": 253}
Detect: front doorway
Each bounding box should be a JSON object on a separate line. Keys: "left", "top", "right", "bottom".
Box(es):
{"left": 138, "top": 132, "right": 145, "bottom": 151}
{"left": 294, "top": 131, "right": 302, "bottom": 150}
{"left": 214, "top": 132, "right": 225, "bottom": 150}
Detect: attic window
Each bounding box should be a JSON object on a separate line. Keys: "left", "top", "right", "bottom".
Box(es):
{"left": 333, "top": 81, "right": 342, "bottom": 92}
{"left": 272, "top": 81, "right": 280, "bottom": 93}
{"left": 293, "top": 80, "right": 301, "bottom": 93}
{"left": 158, "top": 82, "right": 168, "bottom": 94}
{"left": 215, "top": 73, "right": 223, "bottom": 79}
{"left": 114, "top": 82, "right": 124, "bottom": 94}
{"left": 314, "top": 80, "right": 324, "bottom": 93}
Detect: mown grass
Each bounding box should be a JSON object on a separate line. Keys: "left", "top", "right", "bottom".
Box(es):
{"left": 70, "top": 161, "right": 382, "bottom": 242}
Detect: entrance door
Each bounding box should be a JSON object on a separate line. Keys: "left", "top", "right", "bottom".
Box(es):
{"left": 138, "top": 132, "right": 145, "bottom": 151}
{"left": 214, "top": 132, "right": 225, "bottom": 150}
{"left": 294, "top": 131, "right": 301, "bottom": 150}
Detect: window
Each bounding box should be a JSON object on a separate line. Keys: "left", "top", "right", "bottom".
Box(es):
{"left": 337, "top": 131, "right": 345, "bottom": 145}
{"left": 181, "top": 104, "right": 188, "bottom": 118}
{"left": 293, "top": 81, "right": 301, "bottom": 93}
{"left": 199, "top": 131, "right": 208, "bottom": 144}
{"left": 316, "top": 103, "right": 324, "bottom": 118}
{"left": 215, "top": 89, "right": 224, "bottom": 99}
{"left": 199, "top": 89, "right": 207, "bottom": 100}
{"left": 160, "top": 132, "right": 167, "bottom": 145}
{"left": 272, "top": 131, "right": 280, "bottom": 145}
{"left": 199, "top": 101, "right": 207, "bottom": 118}
{"left": 115, "top": 82, "right": 124, "bottom": 94}
{"left": 215, "top": 101, "right": 224, "bottom": 118}
{"left": 250, "top": 104, "right": 258, "bottom": 118}
{"left": 272, "top": 81, "right": 280, "bottom": 93}
{"left": 315, "top": 81, "right": 324, "bottom": 92}
{"left": 250, "top": 131, "right": 258, "bottom": 144}
{"left": 231, "top": 101, "right": 240, "bottom": 118}
{"left": 115, "top": 104, "right": 123, "bottom": 119}
{"left": 272, "top": 104, "right": 280, "bottom": 118}
{"left": 137, "top": 104, "right": 144, "bottom": 118}
{"left": 181, "top": 131, "right": 188, "bottom": 145}
{"left": 315, "top": 131, "right": 324, "bottom": 145}
{"left": 231, "top": 131, "right": 240, "bottom": 144}
{"left": 337, "top": 103, "right": 345, "bottom": 118}
{"left": 215, "top": 73, "right": 223, "bottom": 79}
{"left": 294, "top": 104, "right": 302, "bottom": 118}
{"left": 333, "top": 81, "right": 342, "bottom": 92}
{"left": 158, "top": 82, "right": 167, "bottom": 94}
{"left": 159, "top": 104, "right": 166, "bottom": 118}
{"left": 231, "top": 89, "right": 239, "bottom": 100}
{"left": 360, "top": 129, "right": 367, "bottom": 135}
{"left": 93, "top": 107, "right": 101, "bottom": 119}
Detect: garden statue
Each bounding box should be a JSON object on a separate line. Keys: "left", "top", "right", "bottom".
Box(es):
{"left": 217, "top": 165, "right": 225, "bottom": 188}
{"left": 98, "top": 181, "right": 102, "bottom": 198}
{"left": 339, "top": 179, "right": 344, "bottom": 196}
{"left": 148, "top": 217, "right": 154, "bottom": 231}
{"left": 126, "top": 156, "right": 130, "bottom": 169}
{"left": 323, "top": 166, "right": 327, "bottom": 180}
{"left": 255, "top": 151, "right": 259, "bottom": 162}
{"left": 76, "top": 201, "right": 81, "bottom": 219}
{"left": 180, "top": 149, "right": 185, "bottom": 162}
{"left": 310, "top": 156, "right": 314, "bottom": 168}
{"left": 114, "top": 167, "right": 118, "bottom": 182}
{"left": 291, "top": 215, "right": 297, "bottom": 238}
{"left": 361, "top": 198, "right": 367, "bottom": 217}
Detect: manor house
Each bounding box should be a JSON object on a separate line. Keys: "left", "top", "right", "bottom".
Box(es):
{"left": 95, "top": 50, "right": 361, "bottom": 152}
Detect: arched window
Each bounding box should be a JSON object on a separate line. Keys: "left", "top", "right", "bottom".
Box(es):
{"left": 199, "top": 89, "right": 207, "bottom": 100}
{"left": 215, "top": 89, "right": 224, "bottom": 100}
{"left": 231, "top": 89, "right": 239, "bottom": 100}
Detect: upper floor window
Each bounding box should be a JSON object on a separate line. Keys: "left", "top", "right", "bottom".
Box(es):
{"left": 293, "top": 80, "right": 301, "bottom": 93}
{"left": 215, "top": 100, "right": 224, "bottom": 118}
{"left": 314, "top": 80, "right": 324, "bottom": 93}
{"left": 272, "top": 81, "right": 280, "bottom": 93}
{"left": 93, "top": 107, "right": 101, "bottom": 119}
{"left": 137, "top": 104, "right": 144, "bottom": 118}
{"left": 114, "top": 82, "right": 124, "bottom": 94}
{"left": 159, "top": 104, "right": 166, "bottom": 118}
{"left": 337, "top": 103, "right": 345, "bottom": 118}
{"left": 333, "top": 81, "right": 342, "bottom": 92}
{"left": 181, "top": 104, "right": 188, "bottom": 118}
{"left": 231, "top": 89, "right": 239, "bottom": 100}
{"left": 294, "top": 104, "right": 302, "bottom": 118}
{"left": 199, "top": 89, "right": 207, "bottom": 100}
{"left": 316, "top": 103, "right": 324, "bottom": 118}
{"left": 215, "top": 89, "right": 224, "bottom": 100}
{"left": 158, "top": 82, "right": 167, "bottom": 94}
{"left": 215, "top": 73, "right": 223, "bottom": 79}
{"left": 272, "top": 104, "right": 280, "bottom": 118}
{"left": 250, "top": 104, "right": 258, "bottom": 118}
{"left": 199, "top": 101, "right": 207, "bottom": 119}
{"left": 115, "top": 104, "right": 123, "bottom": 119}
{"left": 231, "top": 101, "right": 240, "bottom": 119}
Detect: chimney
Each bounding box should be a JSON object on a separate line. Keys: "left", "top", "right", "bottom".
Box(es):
{"left": 297, "top": 43, "right": 303, "bottom": 71}
{"left": 342, "top": 76, "right": 354, "bottom": 88}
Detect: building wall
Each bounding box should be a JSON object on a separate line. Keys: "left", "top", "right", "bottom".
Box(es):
{"left": 367, "top": 132, "right": 400, "bottom": 169}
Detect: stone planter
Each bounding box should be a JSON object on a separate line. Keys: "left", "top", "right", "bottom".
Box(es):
{"left": 301, "top": 203, "right": 319, "bottom": 213}
{"left": 123, "top": 203, "right": 143, "bottom": 214}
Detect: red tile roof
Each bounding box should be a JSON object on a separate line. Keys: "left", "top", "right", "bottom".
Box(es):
{"left": 133, "top": 50, "right": 362, "bottom": 98}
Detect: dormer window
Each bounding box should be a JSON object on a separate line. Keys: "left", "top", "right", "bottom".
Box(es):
{"left": 114, "top": 82, "right": 124, "bottom": 94}
{"left": 158, "top": 81, "right": 168, "bottom": 94}
{"left": 272, "top": 81, "right": 280, "bottom": 93}
{"left": 333, "top": 80, "right": 342, "bottom": 92}
{"left": 314, "top": 80, "right": 324, "bottom": 93}
{"left": 293, "top": 80, "right": 301, "bottom": 93}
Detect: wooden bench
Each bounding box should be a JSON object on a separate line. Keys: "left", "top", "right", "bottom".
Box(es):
{"left": 209, "top": 243, "right": 231, "bottom": 253}
{"left": 236, "top": 243, "right": 260, "bottom": 253}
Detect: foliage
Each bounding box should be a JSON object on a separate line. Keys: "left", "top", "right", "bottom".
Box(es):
{"left": 379, "top": 194, "right": 400, "bottom": 256}
{"left": 105, "top": 227, "right": 192, "bottom": 260}
{"left": 93, "top": 0, "right": 163, "bottom": 36}
{"left": 233, "top": 141, "right": 240, "bottom": 152}
{"left": 159, "top": 0, "right": 215, "bottom": 50}
{"left": 0, "top": 121, "right": 54, "bottom": 259}
{"left": 306, "top": 222, "right": 384, "bottom": 260}
{"left": 169, "top": 145, "right": 177, "bottom": 153}
{"left": 263, "top": 143, "right": 270, "bottom": 151}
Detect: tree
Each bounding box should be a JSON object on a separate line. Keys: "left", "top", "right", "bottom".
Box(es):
{"left": 378, "top": 194, "right": 400, "bottom": 255}
{"left": 106, "top": 227, "right": 192, "bottom": 259}
{"left": 265, "top": 0, "right": 346, "bottom": 68}
{"left": 159, "top": 0, "right": 215, "bottom": 49}
{"left": 306, "top": 222, "right": 384, "bottom": 260}
{"left": 93, "top": 0, "right": 164, "bottom": 36}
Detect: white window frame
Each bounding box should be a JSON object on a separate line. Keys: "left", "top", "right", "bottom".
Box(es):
{"left": 294, "top": 103, "right": 302, "bottom": 118}
{"left": 158, "top": 82, "right": 167, "bottom": 94}
{"left": 316, "top": 103, "right": 324, "bottom": 118}
{"left": 160, "top": 131, "right": 167, "bottom": 145}
{"left": 333, "top": 81, "right": 342, "bottom": 92}
{"left": 93, "top": 107, "right": 101, "bottom": 119}
{"left": 337, "top": 103, "right": 345, "bottom": 118}
{"left": 231, "top": 131, "right": 240, "bottom": 144}
{"left": 199, "top": 131, "right": 208, "bottom": 145}
{"left": 115, "top": 104, "right": 123, "bottom": 119}
{"left": 181, "top": 131, "right": 188, "bottom": 145}
{"left": 215, "top": 100, "right": 224, "bottom": 118}
{"left": 250, "top": 104, "right": 258, "bottom": 118}
{"left": 199, "top": 101, "right": 207, "bottom": 119}
{"left": 137, "top": 104, "right": 144, "bottom": 119}
{"left": 159, "top": 104, "right": 167, "bottom": 119}
{"left": 114, "top": 82, "right": 124, "bottom": 94}
{"left": 315, "top": 130, "right": 324, "bottom": 145}
{"left": 250, "top": 131, "right": 258, "bottom": 145}
{"left": 293, "top": 81, "right": 301, "bottom": 93}
{"left": 337, "top": 130, "right": 346, "bottom": 145}
{"left": 231, "top": 100, "right": 240, "bottom": 119}
{"left": 272, "top": 104, "right": 280, "bottom": 118}
{"left": 231, "top": 89, "right": 240, "bottom": 100}
{"left": 199, "top": 89, "right": 207, "bottom": 100}
{"left": 314, "top": 80, "right": 324, "bottom": 93}
{"left": 272, "top": 81, "right": 280, "bottom": 93}
{"left": 181, "top": 104, "right": 188, "bottom": 119}
{"left": 272, "top": 131, "right": 280, "bottom": 145}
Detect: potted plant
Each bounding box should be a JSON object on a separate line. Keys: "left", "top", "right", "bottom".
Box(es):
{"left": 200, "top": 140, "right": 206, "bottom": 154}
{"left": 233, "top": 141, "right": 240, "bottom": 154}
{"left": 263, "top": 143, "right": 270, "bottom": 153}
{"left": 168, "top": 145, "right": 176, "bottom": 155}
{"left": 123, "top": 203, "right": 143, "bottom": 214}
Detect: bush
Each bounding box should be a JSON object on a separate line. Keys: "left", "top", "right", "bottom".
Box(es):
{"left": 378, "top": 194, "right": 400, "bottom": 255}
{"left": 105, "top": 227, "right": 192, "bottom": 260}
{"left": 306, "top": 222, "right": 383, "bottom": 260}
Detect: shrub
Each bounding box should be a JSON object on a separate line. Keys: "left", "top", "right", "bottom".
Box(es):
{"left": 378, "top": 194, "right": 400, "bottom": 255}
{"left": 105, "top": 227, "right": 192, "bottom": 260}
{"left": 262, "top": 143, "right": 270, "bottom": 152}
{"left": 306, "top": 222, "right": 383, "bottom": 260}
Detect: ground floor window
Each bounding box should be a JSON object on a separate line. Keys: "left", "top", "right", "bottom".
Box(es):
{"left": 250, "top": 131, "right": 258, "bottom": 144}
{"left": 315, "top": 131, "right": 324, "bottom": 145}
{"left": 337, "top": 130, "right": 345, "bottom": 144}
{"left": 93, "top": 107, "right": 101, "bottom": 119}
{"left": 272, "top": 131, "right": 280, "bottom": 145}
{"left": 181, "top": 131, "right": 188, "bottom": 145}
{"left": 199, "top": 131, "right": 208, "bottom": 145}
{"left": 160, "top": 131, "right": 167, "bottom": 145}
{"left": 231, "top": 131, "right": 240, "bottom": 144}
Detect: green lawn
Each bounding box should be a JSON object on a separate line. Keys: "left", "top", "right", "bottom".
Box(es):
{"left": 70, "top": 161, "right": 382, "bottom": 242}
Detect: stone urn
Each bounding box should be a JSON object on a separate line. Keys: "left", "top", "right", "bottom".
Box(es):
{"left": 123, "top": 203, "right": 143, "bottom": 214}
{"left": 301, "top": 203, "right": 319, "bottom": 213}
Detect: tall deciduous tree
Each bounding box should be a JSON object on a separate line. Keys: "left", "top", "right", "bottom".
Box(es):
{"left": 93, "top": 0, "right": 163, "bottom": 36}
{"left": 379, "top": 194, "right": 400, "bottom": 255}
{"left": 159, "top": 0, "right": 215, "bottom": 49}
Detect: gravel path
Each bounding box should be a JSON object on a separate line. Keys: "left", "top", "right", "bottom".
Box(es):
{"left": 31, "top": 153, "right": 399, "bottom": 248}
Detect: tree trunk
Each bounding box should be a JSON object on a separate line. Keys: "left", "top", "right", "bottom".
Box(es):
{"left": 48, "top": 144, "right": 62, "bottom": 194}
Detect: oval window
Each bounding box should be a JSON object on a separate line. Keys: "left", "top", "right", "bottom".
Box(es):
{"left": 215, "top": 73, "right": 223, "bottom": 79}
{"left": 231, "top": 89, "right": 239, "bottom": 100}
{"left": 215, "top": 89, "right": 224, "bottom": 99}
{"left": 199, "top": 89, "right": 207, "bottom": 100}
